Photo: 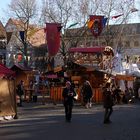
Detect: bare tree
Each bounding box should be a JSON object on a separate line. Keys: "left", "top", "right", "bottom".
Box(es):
{"left": 40, "top": 0, "right": 136, "bottom": 70}
{"left": 40, "top": 0, "right": 82, "bottom": 65}
{"left": 8, "top": 0, "right": 38, "bottom": 67}
{"left": 75, "top": 0, "right": 135, "bottom": 48}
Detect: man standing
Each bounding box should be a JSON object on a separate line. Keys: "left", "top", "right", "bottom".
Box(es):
{"left": 62, "top": 81, "right": 76, "bottom": 122}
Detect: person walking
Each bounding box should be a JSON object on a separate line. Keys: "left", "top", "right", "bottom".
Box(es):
{"left": 28, "top": 80, "right": 34, "bottom": 102}
{"left": 103, "top": 82, "right": 114, "bottom": 124}
{"left": 62, "top": 81, "right": 76, "bottom": 122}
{"left": 32, "top": 80, "right": 39, "bottom": 102}
{"left": 81, "top": 80, "right": 93, "bottom": 108}
{"left": 16, "top": 80, "right": 25, "bottom": 107}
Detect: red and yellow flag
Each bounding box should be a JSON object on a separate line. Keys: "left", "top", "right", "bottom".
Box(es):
{"left": 87, "top": 19, "right": 94, "bottom": 29}
{"left": 88, "top": 15, "right": 104, "bottom": 37}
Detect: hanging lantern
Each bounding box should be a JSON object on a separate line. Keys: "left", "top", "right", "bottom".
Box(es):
{"left": 16, "top": 53, "right": 24, "bottom": 62}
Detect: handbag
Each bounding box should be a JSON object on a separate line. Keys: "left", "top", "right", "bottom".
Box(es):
{"left": 73, "top": 93, "right": 78, "bottom": 100}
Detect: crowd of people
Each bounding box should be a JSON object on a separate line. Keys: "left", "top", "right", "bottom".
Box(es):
{"left": 16, "top": 78, "right": 50, "bottom": 106}
{"left": 16, "top": 78, "right": 137, "bottom": 124}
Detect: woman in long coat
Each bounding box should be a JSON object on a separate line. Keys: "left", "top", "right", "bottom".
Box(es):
{"left": 81, "top": 81, "right": 93, "bottom": 108}
{"left": 103, "top": 82, "right": 114, "bottom": 124}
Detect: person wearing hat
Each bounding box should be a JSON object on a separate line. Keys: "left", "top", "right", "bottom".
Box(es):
{"left": 62, "top": 81, "right": 76, "bottom": 122}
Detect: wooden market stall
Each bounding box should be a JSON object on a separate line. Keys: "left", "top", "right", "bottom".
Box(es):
{"left": 67, "top": 46, "right": 110, "bottom": 103}
{"left": 49, "top": 46, "right": 113, "bottom": 103}
{"left": 46, "top": 68, "right": 66, "bottom": 104}
{"left": 10, "top": 64, "right": 33, "bottom": 86}
{"left": 115, "top": 74, "right": 135, "bottom": 92}
{"left": 10, "top": 64, "right": 36, "bottom": 102}
{"left": 69, "top": 63, "right": 105, "bottom": 103}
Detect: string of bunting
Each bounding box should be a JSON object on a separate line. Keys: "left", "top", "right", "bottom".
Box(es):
{"left": 112, "top": 8, "right": 138, "bottom": 19}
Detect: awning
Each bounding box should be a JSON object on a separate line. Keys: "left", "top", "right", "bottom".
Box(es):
{"left": 10, "top": 64, "right": 32, "bottom": 71}
{"left": 69, "top": 46, "right": 105, "bottom": 53}
{"left": 0, "top": 64, "right": 15, "bottom": 77}
{"left": 54, "top": 66, "right": 63, "bottom": 73}
{"left": 46, "top": 74, "right": 58, "bottom": 79}
{"left": 115, "top": 74, "right": 134, "bottom": 81}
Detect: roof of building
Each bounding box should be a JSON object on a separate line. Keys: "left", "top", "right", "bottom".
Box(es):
{"left": 65, "top": 23, "right": 140, "bottom": 37}
{"left": 28, "top": 28, "right": 46, "bottom": 47}
{"left": 5, "top": 18, "right": 46, "bottom": 47}
{"left": 10, "top": 64, "right": 32, "bottom": 71}
{"left": 69, "top": 46, "right": 105, "bottom": 53}
{"left": 0, "top": 63, "right": 15, "bottom": 77}
{"left": 0, "top": 21, "right": 6, "bottom": 39}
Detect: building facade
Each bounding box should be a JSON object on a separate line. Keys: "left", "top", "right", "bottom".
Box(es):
{"left": 0, "top": 21, "right": 6, "bottom": 65}
{"left": 61, "top": 23, "right": 140, "bottom": 66}
{"left": 5, "top": 18, "right": 48, "bottom": 71}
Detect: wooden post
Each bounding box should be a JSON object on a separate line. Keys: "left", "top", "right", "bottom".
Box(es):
{"left": 13, "top": 79, "right": 18, "bottom": 119}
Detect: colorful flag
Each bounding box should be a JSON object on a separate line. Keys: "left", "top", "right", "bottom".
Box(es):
{"left": 89, "top": 15, "right": 104, "bottom": 37}
{"left": 112, "top": 14, "right": 124, "bottom": 19}
{"left": 68, "top": 22, "right": 78, "bottom": 28}
{"left": 102, "top": 17, "right": 108, "bottom": 28}
{"left": 45, "top": 23, "right": 62, "bottom": 57}
{"left": 131, "top": 8, "right": 138, "bottom": 13}
{"left": 19, "top": 31, "right": 25, "bottom": 42}
{"left": 87, "top": 20, "right": 94, "bottom": 29}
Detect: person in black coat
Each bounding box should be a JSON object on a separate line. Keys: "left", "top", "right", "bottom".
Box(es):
{"left": 81, "top": 81, "right": 93, "bottom": 108}
{"left": 16, "top": 80, "right": 24, "bottom": 107}
{"left": 103, "top": 82, "right": 114, "bottom": 124}
{"left": 62, "top": 81, "right": 76, "bottom": 122}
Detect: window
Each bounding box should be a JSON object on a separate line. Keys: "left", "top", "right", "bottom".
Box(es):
{"left": 125, "top": 41, "right": 130, "bottom": 48}
{"left": 102, "top": 42, "right": 106, "bottom": 45}
{"left": 134, "top": 41, "right": 139, "bottom": 47}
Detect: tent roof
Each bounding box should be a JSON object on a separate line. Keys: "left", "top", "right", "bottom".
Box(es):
{"left": 46, "top": 74, "right": 58, "bottom": 79}
{"left": 10, "top": 64, "right": 32, "bottom": 71}
{"left": 0, "top": 64, "right": 15, "bottom": 77}
{"left": 69, "top": 46, "right": 105, "bottom": 53}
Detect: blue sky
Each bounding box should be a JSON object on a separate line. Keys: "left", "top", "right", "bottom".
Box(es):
{"left": 0, "top": 0, "right": 10, "bottom": 13}
{"left": 0, "top": 0, "right": 9, "bottom": 9}
{"left": 0, "top": 0, "right": 11, "bottom": 24}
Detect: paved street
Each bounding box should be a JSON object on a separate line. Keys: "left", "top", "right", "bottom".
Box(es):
{"left": 0, "top": 101, "right": 140, "bottom": 140}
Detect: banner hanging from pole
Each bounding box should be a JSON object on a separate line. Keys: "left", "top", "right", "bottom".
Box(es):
{"left": 45, "top": 23, "right": 62, "bottom": 57}
{"left": 88, "top": 15, "right": 106, "bottom": 38}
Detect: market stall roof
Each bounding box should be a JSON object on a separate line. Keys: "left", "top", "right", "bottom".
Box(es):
{"left": 46, "top": 74, "right": 58, "bottom": 79}
{"left": 0, "top": 64, "right": 15, "bottom": 77}
{"left": 10, "top": 64, "right": 32, "bottom": 72}
{"left": 69, "top": 46, "right": 105, "bottom": 53}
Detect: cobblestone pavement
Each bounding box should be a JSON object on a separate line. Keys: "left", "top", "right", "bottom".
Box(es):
{"left": 0, "top": 100, "right": 140, "bottom": 140}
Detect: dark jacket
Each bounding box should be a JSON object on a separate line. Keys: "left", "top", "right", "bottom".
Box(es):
{"left": 82, "top": 84, "right": 93, "bottom": 99}
{"left": 62, "top": 87, "right": 76, "bottom": 106}
{"left": 103, "top": 88, "right": 114, "bottom": 108}
{"left": 16, "top": 84, "right": 24, "bottom": 96}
